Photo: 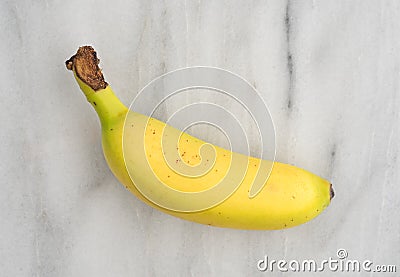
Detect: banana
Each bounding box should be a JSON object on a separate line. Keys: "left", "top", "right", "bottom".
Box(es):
{"left": 66, "top": 46, "right": 334, "bottom": 230}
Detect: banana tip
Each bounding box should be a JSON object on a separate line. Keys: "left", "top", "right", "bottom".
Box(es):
{"left": 329, "top": 184, "right": 335, "bottom": 200}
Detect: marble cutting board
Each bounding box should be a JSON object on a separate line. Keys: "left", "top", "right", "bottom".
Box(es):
{"left": 0, "top": 0, "right": 399, "bottom": 276}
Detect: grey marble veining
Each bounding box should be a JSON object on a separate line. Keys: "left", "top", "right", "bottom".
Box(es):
{"left": 1, "top": 0, "right": 399, "bottom": 276}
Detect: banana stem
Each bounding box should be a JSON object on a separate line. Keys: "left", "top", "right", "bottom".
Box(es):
{"left": 66, "top": 46, "right": 108, "bottom": 92}
{"left": 66, "top": 46, "right": 128, "bottom": 126}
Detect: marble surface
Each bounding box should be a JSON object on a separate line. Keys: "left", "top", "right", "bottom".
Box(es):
{"left": 1, "top": 0, "right": 400, "bottom": 276}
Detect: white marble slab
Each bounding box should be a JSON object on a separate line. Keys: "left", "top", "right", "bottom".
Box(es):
{"left": 1, "top": 0, "right": 399, "bottom": 276}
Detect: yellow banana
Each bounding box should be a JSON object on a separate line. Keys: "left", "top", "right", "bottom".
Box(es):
{"left": 66, "top": 46, "right": 334, "bottom": 230}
